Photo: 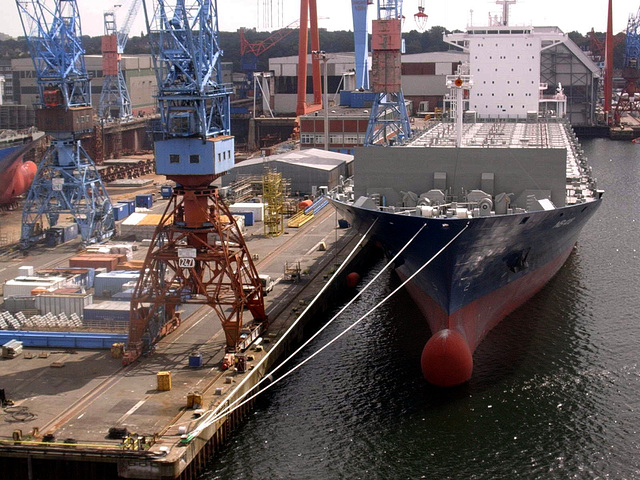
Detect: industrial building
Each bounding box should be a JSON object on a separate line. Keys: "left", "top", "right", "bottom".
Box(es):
{"left": 10, "top": 55, "right": 157, "bottom": 118}
{"left": 222, "top": 148, "right": 353, "bottom": 196}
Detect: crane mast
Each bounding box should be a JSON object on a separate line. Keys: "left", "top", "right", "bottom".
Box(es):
{"left": 124, "top": 0, "right": 267, "bottom": 364}
{"left": 99, "top": 0, "right": 142, "bottom": 121}
{"left": 15, "top": 0, "right": 115, "bottom": 248}
{"left": 364, "top": 0, "right": 412, "bottom": 146}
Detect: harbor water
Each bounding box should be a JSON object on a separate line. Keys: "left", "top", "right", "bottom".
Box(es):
{"left": 205, "top": 138, "right": 640, "bottom": 479}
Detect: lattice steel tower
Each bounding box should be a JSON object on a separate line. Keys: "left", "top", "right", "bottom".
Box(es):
{"left": 364, "top": 0, "right": 411, "bottom": 146}
{"left": 124, "top": 0, "right": 267, "bottom": 364}
{"left": 15, "top": 0, "right": 115, "bottom": 249}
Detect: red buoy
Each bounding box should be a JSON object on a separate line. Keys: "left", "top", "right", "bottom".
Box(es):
{"left": 346, "top": 272, "right": 360, "bottom": 288}
{"left": 421, "top": 329, "right": 473, "bottom": 387}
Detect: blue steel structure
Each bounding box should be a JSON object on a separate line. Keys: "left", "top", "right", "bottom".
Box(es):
{"left": 351, "top": 0, "right": 370, "bottom": 90}
{"left": 98, "top": 0, "right": 142, "bottom": 121}
{"left": 15, "top": 0, "right": 115, "bottom": 249}
{"left": 364, "top": 0, "right": 412, "bottom": 146}
{"left": 125, "top": 0, "right": 266, "bottom": 364}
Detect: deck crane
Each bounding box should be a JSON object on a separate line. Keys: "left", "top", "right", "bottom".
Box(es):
{"left": 123, "top": 0, "right": 267, "bottom": 364}
{"left": 15, "top": 0, "right": 115, "bottom": 249}
{"left": 364, "top": 0, "right": 412, "bottom": 146}
{"left": 98, "top": 0, "right": 142, "bottom": 121}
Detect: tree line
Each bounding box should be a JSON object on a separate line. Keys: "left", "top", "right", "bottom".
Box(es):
{"left": 0, "top": 27, "right": 626, "bottom": 72}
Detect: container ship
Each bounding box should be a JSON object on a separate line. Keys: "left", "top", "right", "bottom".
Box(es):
{"left": 331, "top": 24, "right": 603, "bottom": 387}
{"left": 0, "top": 131, "right": 40, "bottom": 205}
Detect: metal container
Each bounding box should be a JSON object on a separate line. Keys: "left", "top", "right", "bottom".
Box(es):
{"left": 57, "top": 222, "right": 79, "bottom": 242}
{"left": 3, "top": 295, "right": 36, "bottom": 313}
{"left": 69, "top": 255, "right": 120, "bottom": 272}
{"left": 232, "top": 211, "right": 254, "bottom": 226}
{"left": 3, "top": 277, "right": 66, "bottom": 299}
{"left": 82, "top": 301, "right": 130, "bottom": 324}
{"left": 117, "top": 202, "right": 131, "bottom": 216}
{"left": 35, "top": 293, "right": 93, "bottom": 317}
{"left": 112, "top": 203, "right": 128, "bottom": 221}
{"left": 229, "top": 202, "right": 264, "bottom": 222}
{"left": 188, "top": 352, "right": 203, "bottom": 367}
{"left": 94, "top": 271, "right": 140, "bottom": 297}
{"left": 136, "top": 194, "right": 153, "bottom": 209}
{"left": 160, "top": 185, "right": 173, "bottom": 199}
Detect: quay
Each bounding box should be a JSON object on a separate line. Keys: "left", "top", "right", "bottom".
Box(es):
{"left": 0, "top": 189, "right": 370, "bottom": 480}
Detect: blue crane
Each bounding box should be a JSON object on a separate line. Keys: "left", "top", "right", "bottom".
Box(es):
{"left": 99, "top": 0, "right": 142, "bottom": 121}
{"left": 15, "top": 0, "right": 115, "bottom": 248}
{"left": 364, "top": 0, "right": 412, "bottom": 146}
{"left": 125, "top": 0, "right": 266, "bottom": 364}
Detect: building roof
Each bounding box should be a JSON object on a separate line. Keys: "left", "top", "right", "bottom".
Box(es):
{"left": 236, "top": 148, "right": 353, "bottom": 172}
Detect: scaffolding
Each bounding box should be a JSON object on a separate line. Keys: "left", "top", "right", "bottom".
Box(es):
{"left": 262, "top": 167, "right": 285, "bottom": 236}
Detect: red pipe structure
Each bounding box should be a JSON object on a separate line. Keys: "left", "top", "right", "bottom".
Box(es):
{"left": 296, "top": 0, "right": 322, "bottom": 116}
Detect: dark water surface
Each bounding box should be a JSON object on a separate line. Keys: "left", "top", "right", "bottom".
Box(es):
{"left": 204, "top": 138, "right": 640, "bottom": 479}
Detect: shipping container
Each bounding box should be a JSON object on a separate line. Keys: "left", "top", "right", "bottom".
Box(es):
{"left": 3, "top": 296, "right": 36, "bottom": 313}
{"left": 83, "top": 301, "right": 130, "bottom": 324}
{"left": 35, "top": 293, "right": 93, "bottom": 317}
{"left": 136, "top": 194, "right": 153, "bottom": 209}
{"left": 37, "top": 267, "right": 95, "bottom": 289}
{"left": 229, "top": 202, "right": 264, "bottom": 222}
{"left": 94, "top": 271, "right": 140, "bottom": 297}
{"left": 117, "top": 202, "right": 131, "bottom": 217}
{"left": 113, "top": 203, "right": 128, "bottom": 221}
{"left": 18, "top": 266, "right": 34, "bottom": 277}
{"left": 3, "top": 276, "right": 67, "bottom": 299}
{"left": 111, "top": 289, "right": 134, "bottom": 301}
{"left": 160, "top": 185, "right": 173, "bottom": 199}
{"left": 232, "top": 211, "right": 255, "bottom": 226}
{"left": 69, "top": 255, "right": 120, "bottom": 272}
{"left": 56, "top": 223, "right": 79, "bottom": 242}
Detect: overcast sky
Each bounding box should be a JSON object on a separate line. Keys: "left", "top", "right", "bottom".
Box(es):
{"left": 3, "top": 0, "right": 638, "bottom": 40}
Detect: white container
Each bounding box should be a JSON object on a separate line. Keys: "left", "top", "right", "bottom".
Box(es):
{"left": 18, "top": 266, "right": 34, "bottom": 277}
{"left": 35, "top": 293, "right": 94, "bottom": 318}
{"left": 3, "top": 276, "right": 67, "bottom": 299}
{"left": 229, "top": 202, "right": 264, "bottom": 222}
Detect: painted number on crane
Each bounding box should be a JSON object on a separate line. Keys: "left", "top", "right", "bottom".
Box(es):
{"left": 179, "top": 257, "right": 195, "bottom": 268}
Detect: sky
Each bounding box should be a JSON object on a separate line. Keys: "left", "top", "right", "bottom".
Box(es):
{"left": 1, "top": 0, "right": 638, "bottom": 40}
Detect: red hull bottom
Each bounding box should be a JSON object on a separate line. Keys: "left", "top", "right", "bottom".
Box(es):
{"left": 402, "top": 245, "right": 576, "bottom": 386}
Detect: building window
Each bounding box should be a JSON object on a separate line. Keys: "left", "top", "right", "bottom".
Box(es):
{"left": 315, "top": 134, "right": 325, "bottom": 144}
{"left": 301, "top": 133, "right": 313, "bottom": 144}
{"left": 190, "top": 154, "right": 200, "bottom": 164}
{"left": 330, "top": 134, "right": 343, "bottom": 144}
{"left": 344, "top": 134, "right": 358, "bottom": 144}
{"left": 170, "top": 154, "right": 180, "bottom": 164}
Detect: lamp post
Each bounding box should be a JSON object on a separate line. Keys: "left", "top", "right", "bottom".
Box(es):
{"left": 312, "top": 50, "right": 329, "bottom": 151}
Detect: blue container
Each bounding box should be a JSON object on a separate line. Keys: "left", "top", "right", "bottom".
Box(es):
{"left": 117, "top": 201, "right": 131, "bottom": 216}
{"left": 112, "top": 203, "right": 128, "bottom": 221}
{"left": 160, "top": 185, "right": 173, "bottom": 199}
{"left": 234, "top": 211, "right": 254, "bottom": 226}
{"left": 123, "top": 200, "right": 135, "bottom": 213}
{"left": 189, "top": 352, "right": 203, "bottom": 367}
{"left": 136, "top": 194, "right": 153, "bottom": 209}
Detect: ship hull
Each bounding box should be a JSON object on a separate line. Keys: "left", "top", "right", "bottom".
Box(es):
{"left": 331, "top": 197, "right": 602, "bottom": 385}
{"left": 0, "top": 140, "right": 38, "bottom": 205}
